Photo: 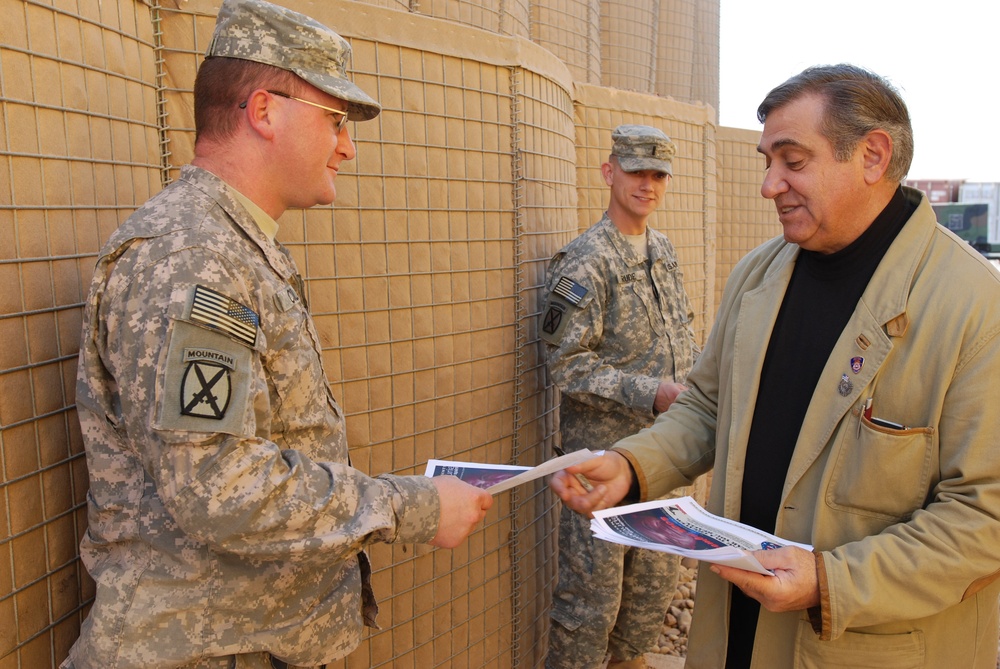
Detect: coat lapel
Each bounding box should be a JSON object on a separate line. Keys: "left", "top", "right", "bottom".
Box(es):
{"left": 782, "top": 192, "right": 934, "bottom": 505}
{"left": 782, "top": 305, "right": 893, "bottom": 496}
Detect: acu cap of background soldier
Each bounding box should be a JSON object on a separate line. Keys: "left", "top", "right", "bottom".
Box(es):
{"left": 611, "top": 124, "right": 677, "bottom": 176}
{"left": 207, "top": 0, "right": 381, "bottom": 121}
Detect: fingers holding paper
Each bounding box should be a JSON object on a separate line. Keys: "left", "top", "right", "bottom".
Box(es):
{"left": 429, "top": 476, "right": 494, "bottom": 548}
{"left": 710, "top": 545, "right": 820, "bottom": 613}
{"left": 549, "top": 450, "right": 634, "bottom": 515}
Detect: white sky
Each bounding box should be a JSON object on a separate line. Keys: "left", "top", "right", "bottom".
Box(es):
{"left": 719, "top": 0, "right": 1000, "bottom": 183}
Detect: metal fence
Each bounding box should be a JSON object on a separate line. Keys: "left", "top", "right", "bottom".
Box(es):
{"left": 0, "top": 1, "right": 749, "bottom": 667}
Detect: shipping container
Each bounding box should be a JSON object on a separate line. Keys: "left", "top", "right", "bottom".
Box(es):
{"left": 959, "top": 182, "right": 1000, "bottom": 204}
{"left": 957, "top": 182, "right": 1000, "bottom": 252}
{"left": 932, "top": 202, "right": 995, "bottom": 251}
{"left": 906, "top": 178, "right": 964, "bottom": 203}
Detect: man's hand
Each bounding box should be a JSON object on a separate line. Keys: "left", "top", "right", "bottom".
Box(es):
{"left": 549, "top": 450, "right": 634, "bottom": 516}
{"left": 710, "top": 546, "right": 820, "bottom": 612}
{"left": 653, "top": 381, "right": 688, "bottom": 414}
{"left": 428, "top": 476, "right": 493, "bottom": 548}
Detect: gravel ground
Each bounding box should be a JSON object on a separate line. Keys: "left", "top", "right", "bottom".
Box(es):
{"left": 651, "top": 558, "right": 697, "bottom": 659}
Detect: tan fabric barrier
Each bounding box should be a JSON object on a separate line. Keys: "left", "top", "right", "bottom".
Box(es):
{"left": 0, "top": 1, "right": 769, "bottom": 667}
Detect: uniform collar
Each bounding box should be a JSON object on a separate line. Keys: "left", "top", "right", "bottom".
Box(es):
{"left": 599, "top": 213, "right": 666, "bottom": 266}
{"left": 178, "top": 165, "right": 297, "bottom": 281}
{"left": 230, "top": 188, "right": 279, "bottom": 242}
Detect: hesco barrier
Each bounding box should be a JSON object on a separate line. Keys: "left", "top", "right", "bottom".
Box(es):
{"left": 0, "top": 0, "right": 773, "bottom": 667}
{"left": 599, "top": 0, "right": 658, "bottom": 94}
{"left": 715, "top": 126, "right": 780, "bottom": 311}
{"left": 530, "top": 0, "right": 601, "bottom": 85}
{"left": 655, "top": 0, "right": 720, "bottom": 116}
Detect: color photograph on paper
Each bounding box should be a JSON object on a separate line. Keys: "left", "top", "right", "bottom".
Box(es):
{"left": 603, "top": 506, "right": 730, "bottom": 551}
{"left": 424, "top": 460, "right": 530, "bottom": 491}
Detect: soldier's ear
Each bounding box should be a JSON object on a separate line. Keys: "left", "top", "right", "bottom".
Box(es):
{"left": 601, "top": 161, "right": 614, "bottom": 186}
{"left": 242, "top": 89, "right": 279, "bottom": 141}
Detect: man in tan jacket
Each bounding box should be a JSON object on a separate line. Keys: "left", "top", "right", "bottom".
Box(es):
{"left": 551, "top": 64, "right": 1000, "bottom": 668}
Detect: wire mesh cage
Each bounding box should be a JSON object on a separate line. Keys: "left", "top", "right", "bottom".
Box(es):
{"left": 0, "top": 1, "right": 753, "bottom": 667}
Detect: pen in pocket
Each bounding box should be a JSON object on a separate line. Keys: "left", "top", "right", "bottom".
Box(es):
{"left": 869, "top": 416, "right": 907, "bottom": 430}
{"left": 858, "top": 397, "right": 907, "bottom": 430}
{"left": 857, "top": 397, "right": 872, "bottom": 437}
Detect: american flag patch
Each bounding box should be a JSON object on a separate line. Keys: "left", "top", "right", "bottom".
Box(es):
{"left": 190, "top": 285, "right": 259, "bottom": 347}
{"left": 553, "top": 276, "right": 588, "bottom": 305}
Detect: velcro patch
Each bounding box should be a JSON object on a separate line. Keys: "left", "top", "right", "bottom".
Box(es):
{"left": 155, "top": 320, "right": 253, "bottom": 436}
{"left": 553, "top": 276, "right": 588, "bottom": 306}
{"left": 274, "top": 286, "right": 300, "bottom": 313}
{"left": 539, "top": 296, "right": 574, "bottom": 345}
{"left": 190, "top": 285, "right": 259, "bottom": 347}
{"left": 618, "top": 271, "right": 641, "bottom": 283}
{"left": 180, "top": 349, "right": 234, "bottom": 419}
{"left": 541, "top": 303, "right": 565, "bottom": 336}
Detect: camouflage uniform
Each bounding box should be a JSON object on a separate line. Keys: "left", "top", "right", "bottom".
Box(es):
{"left": 541, "top": 204, "right": 698, "bottom": 666}
{"left": 62, "top": 1, "right": 430, "bottom": 666}
{"left": 64, "top": 165, "right": 441, "bottom": 669}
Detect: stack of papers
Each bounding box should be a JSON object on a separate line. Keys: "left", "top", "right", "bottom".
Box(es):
{"left": 591, "top": 496, "right": 812, "bottom": 575}
{"left": 424, "top": 449, "right": 602, "bottom": 494}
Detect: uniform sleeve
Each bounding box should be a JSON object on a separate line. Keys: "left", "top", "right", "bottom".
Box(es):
{"left": 99, "top": 246, "right": 441, "bottom": 561}
{"left": 540, "top": 256, "right": 661, "bottom": 416}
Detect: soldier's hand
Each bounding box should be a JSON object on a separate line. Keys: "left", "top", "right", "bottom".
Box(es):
{"left": 549, "top": 450, "right": 633, "bottom": 516}
{"left": 428, "top": 476, "right": 493, "bottom": 548}
{"left": 653, "top": 381, "right": 688, "bottom": 414}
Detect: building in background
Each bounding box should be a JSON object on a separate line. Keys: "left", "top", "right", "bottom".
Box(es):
{"left": 904, "top": 178, "right": 964, "bottom": 203}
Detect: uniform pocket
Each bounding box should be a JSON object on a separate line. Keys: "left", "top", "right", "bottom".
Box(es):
{"left": 794, "top": 619, "right": 924, "bottom": 668}
{"left": 609, "top": 276, "right": 662, "bottom": 339}
{"left": 549, "top": 603, "right": 584, "bottom": 632}
{"left": 827, "top": 417, "right": 935, "bottom": 521}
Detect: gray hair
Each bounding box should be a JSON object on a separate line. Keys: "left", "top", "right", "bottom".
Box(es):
{"left": 757, "top": 64, "right": 913, "bottom": 183}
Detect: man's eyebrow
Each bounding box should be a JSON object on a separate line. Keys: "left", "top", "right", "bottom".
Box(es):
{"left": 757, "top": 138, "right": 806, "bottom": 155}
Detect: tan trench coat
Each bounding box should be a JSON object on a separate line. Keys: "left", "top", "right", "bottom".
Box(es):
{"left": 615, "top": 189, "right": 1000, "bottom": 668}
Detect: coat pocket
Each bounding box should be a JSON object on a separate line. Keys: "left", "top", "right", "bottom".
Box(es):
{"left": 793, "top": 619, "right": 924, "bottom": 668}
{"left": 826, "top": 418, "right": 934, "bottom": 521}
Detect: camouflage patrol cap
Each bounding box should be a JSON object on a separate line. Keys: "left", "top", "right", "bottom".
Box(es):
{"left": 207, "top": 0, "right": 380, "bottom": 121}
{"left": 611, "top": 125, "right": 677, "bottom": 175}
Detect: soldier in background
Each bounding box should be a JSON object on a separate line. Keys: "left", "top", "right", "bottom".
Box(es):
{"left": 63, "top": 1, "right": 492, "bottom": 667}
{"left": 540, "top": 125, "right": 699, "bottom": 669}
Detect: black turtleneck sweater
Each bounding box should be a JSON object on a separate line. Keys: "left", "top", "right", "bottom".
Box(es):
{"left": 725, "top": 187, "right": 917, "bottom": 669}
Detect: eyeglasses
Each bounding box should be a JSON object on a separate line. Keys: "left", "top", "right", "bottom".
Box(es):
{"left": 239, "top": 90, "right": 350, "bottom": 134}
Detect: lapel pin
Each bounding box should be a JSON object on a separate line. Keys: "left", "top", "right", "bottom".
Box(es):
{"left": 850, "top": 356, "right": 864, "bottom": 374}
{"left": 838, "top": 373, "right": 853, "bottom": 397}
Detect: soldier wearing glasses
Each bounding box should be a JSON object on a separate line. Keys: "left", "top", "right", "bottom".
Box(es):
{"left": 64, "top": 1, "right": 492, "bottom": 667}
